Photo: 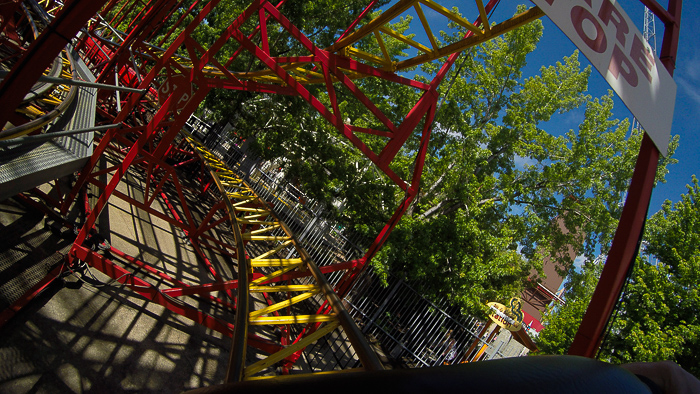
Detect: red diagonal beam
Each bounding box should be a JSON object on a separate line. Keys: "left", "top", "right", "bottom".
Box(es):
{"left": 109, "top": 246, "right": 237, "bottom": 310}
{"left": 158, "top": 0, "right": 204, "bottom": 46}
{"left": 0, "top": 0, "right": 109, "bottom": 127}
{"left": 228, "top": 14, "right": 408, "bottom": 189}
{"left": 377, "top": 0, "right": 497, "bottom": 167}
{"left": 74, "top": 245, "right": 236, "bottom": 335}
{"left": 73, "top": 245, "right": 280, "bottom": 354}
{"left": 0, "top": 264, "right": 64, "bottom": 329}
{"left": 264, "top": 2, "right": 399, "bottom": 134}
{"left": 97, "top": 0, "right": 177, "bottom": 84}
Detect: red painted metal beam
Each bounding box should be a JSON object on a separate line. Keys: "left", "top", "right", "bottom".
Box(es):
{"left": 568, "top": 0, "right": 681, "bottom": 358}
{"left": 0, "top": 264, "right": 64, "bottom": 328}
{"left": 377, "top": 0, "right": 496, "bottom": 168}
{"left": 640, "top": 0, "right": 676, "bottom": 25}
{"left": 73, "top": 245, "right": 281, "bottom": 354}
{"left": 96, "top": 0, "right": 178, "bottom": 84}
{"left": 568, "top": 135, "right": 660, "bottom": 357}
{"left": 336, "top": 0, "right": 379, "bottom": 44}
{"left": 74, "top": 245, "right": 236, "bottom": 334}
{"left": 0, "top": 0, "right": 109, "bottom": 127}
{"left": 109, "top": 246, "right": 237, "bottom": 310}
{"left": 160, "top": 259, "right": 359, "bottom": 297}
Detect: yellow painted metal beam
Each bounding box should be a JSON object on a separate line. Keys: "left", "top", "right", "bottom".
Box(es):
{"left": 476, "top": 0, "right": 491, "bottom": 32}
{"left": 225, "top": 2, "right": 543, "bottom": 85}
{"left": 253, "top": 240, "right": 294, "bottom": 260}
{"left": 373, "top": 31, "right": 393, "bottom": 69}
{"left": 233, "top": 201, "right": 265, "bottom": 210}
{"left": 250, "top": 264, "right": 301, "bottom": 286}
{"left": 241, "top": 234, "right": 291, "bottom": 241}
{"left": 249, "top": 284, "right": 319, "bottom": 293}
{"left": 344, "top": 47, "right": 388, "bottom": 67}
{"left": 415, "top": 3, "right": 438, "bottom": 51}
{"left": 248, "top": 314, "right": 337, "bottom": 325}
{"left": 249, "top": 224, "right": 281, "bottom": 235}
{"left": 329, "top": 0, "right": 417, "bottom": 52}
{"left": 245, "top": 368, "right": 364, "bottom": 381}
{"left": 249, "top": 258, "right": 303, "bottom": 267}
{"left": 236, "top": 219, "right": 276, "bottom": 225}
{"left": 243, "top": 321, "right": 341, "bottom": 378}
{"left": 394, "top": 6, "right": 544, "bottom": 71}
{"left": 239, "top": 214, "right": 270, "bottom": 222}
{"left": 235, "top": 206, "right": 270, "bottom": 213}
{"left": 226, "top": 190, "right": 254, "bottom": 197}
{"left": 378, "top": 26, "right": 432, "bottom": 53}
{"left": 218, "top": 175, "right": 242, "bottom": 182}
{"left": 419, "top": 0, "right": 483, "bottom": 36}
{"left": 249, "top": 289, "right": 321, "bottom": 317}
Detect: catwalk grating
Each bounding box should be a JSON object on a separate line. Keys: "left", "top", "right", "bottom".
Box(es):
{"left": 0, "top": 50, "right": 96, "bottom": 202}
{"left": 0, "top": 199, "right": 71, "bottom": 311}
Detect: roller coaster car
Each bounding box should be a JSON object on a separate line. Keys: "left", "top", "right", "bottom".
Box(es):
{"left": 184, "top": 356, "right": 658, "bottom": 394}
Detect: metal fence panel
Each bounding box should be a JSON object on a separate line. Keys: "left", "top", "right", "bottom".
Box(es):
{"left": 186, "top": 119, "right": 523, "bottom": 369}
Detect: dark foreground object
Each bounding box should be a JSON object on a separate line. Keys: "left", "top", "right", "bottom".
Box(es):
{"left": 186, "top": 355, "right": 652, "bottom": 393}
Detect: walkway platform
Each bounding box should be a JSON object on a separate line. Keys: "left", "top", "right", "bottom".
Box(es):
{"left": 0, "top": 157, "right": 231, "bottom": 392}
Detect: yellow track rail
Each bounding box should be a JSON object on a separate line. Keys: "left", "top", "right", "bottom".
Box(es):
{"left": 186, "top": 135, "right": 382, "bottom": 381}
{"left": 1, "top": 52, "right": 77, "bottom": 140}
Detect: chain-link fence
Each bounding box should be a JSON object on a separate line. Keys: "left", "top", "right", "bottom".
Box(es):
{"left": 186, "top": 118, "right": 526, "bottom": 369}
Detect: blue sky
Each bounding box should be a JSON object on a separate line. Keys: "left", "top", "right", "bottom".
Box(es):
{"left": 641, "top": 0, "right": 700, "bottom": 213}
{"left": 393, "top": 0, "right": 699, "bottom": 215}
{"left": 493, "top": 1, "right": 698, "bottom": 268}
{"left": 523, "top": 0, "right": 700, "bottom": 215}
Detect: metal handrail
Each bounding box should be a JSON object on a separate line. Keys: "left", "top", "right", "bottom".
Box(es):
{"left": 0, "top": 50, "right": 79, "bottom": 141}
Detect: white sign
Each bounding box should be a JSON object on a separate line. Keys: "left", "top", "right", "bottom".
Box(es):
{"left": 531, "top": 0, "right": 676, "bottom": 155}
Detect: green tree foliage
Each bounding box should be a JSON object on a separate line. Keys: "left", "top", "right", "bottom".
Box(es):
{"left": 537, "top": 177, "right": 700, "bottom": 377}
{"left": 371, "top": 15, "right": 677, "bottom": 315}
{"left": 189, "top": 4, "right": 678, "bottom": 317}
{"left": 197, "top": 0, "right": 392, "bottom": 126}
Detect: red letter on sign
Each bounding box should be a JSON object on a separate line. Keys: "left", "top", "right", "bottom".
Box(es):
{"left": 571, "top": 6, "right": 607, "bottom": 53}
{"left": 609, "top": 44, "right": 638, "bottom": 87}
{"left": 630, "top": 34, "right": 654, "bottom": 84}
{"left": 598, "top": 0, "right": 629, "bottom": 46}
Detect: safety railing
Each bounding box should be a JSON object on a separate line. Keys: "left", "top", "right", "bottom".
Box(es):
{"left": 186, "top": 118, "right": 521, "bottom": 367}
{"left": 343, "top": 266, "right": 510, "bottom": 367}
{"left": 187, "top": 118, "right": 369, "bottom": 281}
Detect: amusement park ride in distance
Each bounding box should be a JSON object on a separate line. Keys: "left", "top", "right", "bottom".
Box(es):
{"left": 0, "top": 0, "right": 683, "bottom": 390}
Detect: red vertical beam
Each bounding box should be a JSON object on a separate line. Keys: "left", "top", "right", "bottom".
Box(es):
{"left": 144, "top": 0, "right": 188, "bottom": 42}
{"left": 336, "top": 0, "right": 379, "bottom": 44}
{"left": 377, "top": 0, "right": 498, "bottom": 167}
{"left": 99, "top": 0, "right": 123, "bottom": 24}
{"left": 124, "top": 0, "right": 158, "bottom": 35}
{"left": 334, "top": 104, "right": 436, "bottom": 299}
{"left": 63, "top": 0, "right": 224, "bottom": 214}
{"left": 568, "top": 0, "right": 681, "bottom": 358}
{"left": 111, "top": 0, "right": 140, "bottom": 26}
{"left": 96, "top": 0, "right": 178, "bottom": 84}
{"left": 158, "top": 0, "right": 203, "bottom": 46}
{"left": 0, "top": 0, "right": 108, "bottom": 127}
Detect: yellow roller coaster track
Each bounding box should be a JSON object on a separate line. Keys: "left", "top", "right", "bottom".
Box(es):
{"left": 186, "top": 134, "right": 382, "bottom": 381}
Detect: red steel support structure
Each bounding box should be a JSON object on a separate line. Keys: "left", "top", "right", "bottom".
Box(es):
{"left": 0, "top": 0, "right": 684, "bottom": 384}
{"left": 568, "top": 0, "right": 683, "bottom": 358}
{"left": 0, "top": 0, "right": 109, "bottom": 128}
